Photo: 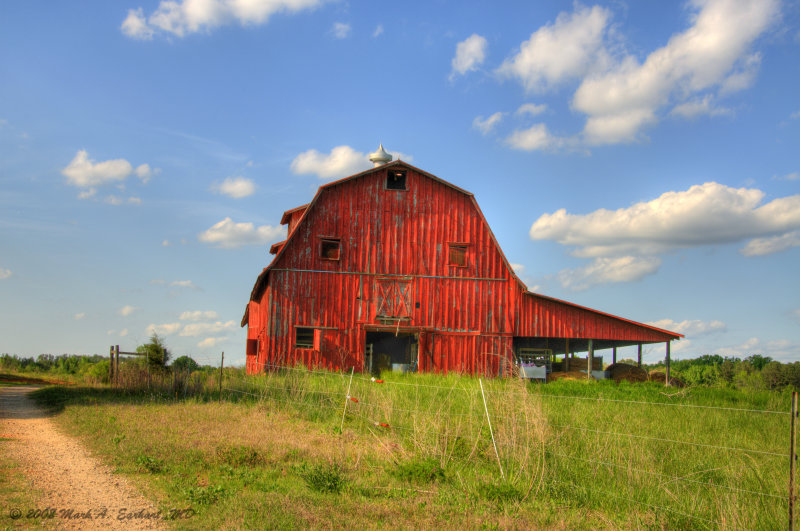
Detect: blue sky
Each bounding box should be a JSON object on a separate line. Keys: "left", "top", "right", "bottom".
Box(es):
{"left": 1, "top": 0, "right": 798, "bottom": 366}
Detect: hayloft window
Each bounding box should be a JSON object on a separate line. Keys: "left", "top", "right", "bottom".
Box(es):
{"left": 320, "top": 238, "right": 341, "bottom": 261}
{"left": 295, "top": 327, "right": 315, "bottom": 349}
{"left": 386, "top": 169, "right": 407, "bottom": 190}
{"left": 448, "top": 244, "right": 468, "bottom": 267}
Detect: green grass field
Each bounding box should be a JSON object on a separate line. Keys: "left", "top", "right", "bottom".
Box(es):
{"left": 21, "top": 370, "right": 794, "bottom": 530}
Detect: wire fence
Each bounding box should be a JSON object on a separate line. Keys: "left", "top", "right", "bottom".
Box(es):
{"left": 209, "top": 357, "right": 793, "bottom": 529}
{"left": 102, "top": 351, "right": 791, "bottom": 528}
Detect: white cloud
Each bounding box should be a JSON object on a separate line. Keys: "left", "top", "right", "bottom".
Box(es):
{"left": 373, "top": 24, "right": 383, "bottom": 38}
{"left": 121, "top": 8, "right": 154, "bottom": 39}
{"left": 74, "top": 312, "right": 86, "bottom": 320}
{"left": 180, "top": 310, "right": 219, "bottom": 321}
{"left": 104, "top": 195, "right": 142, "bottom": 206}
{"left": 122, "top": 0, "right": 325, "bottom": 39}
{"left": 740, "top": 231, "right": 800, "bottom": 256}
{"left": 162, "top": 239, "right": 171, "bottom": 247}
{"left": 332, "top": 22, "right": 350, "bottom": 39}
{"left": 647, "top": 319, "right": 727, "bottom": 337}
{"left": 573, "top": 0, "right": 779, "bottom": 145}
{"left": 713, "top": 337, "right": 800, "bottom": 362}
{"left": 670, "top": 95, "right": 732, "bottom": 119}
{"left": 199, "top": 217, "right": 285, "bottom": 248}
{"left": 134, "top": 163, "right": 155, "bottom": 183}
{"left": 497, "top": 5, "right": 611, "bottom": 92}
{"left": 62, "top": 150, "right": 133, "bottom": 187}
{"left": 0, "top": 268, "right": 12, "bottom": 280}
{"left": 119, "top": 305, "right": 138, "bottom": 317}
{"left": 794, "top": 309, "right": 800, "bottom": 323}
{"left": 214, "top": 176, "right": 256, "bottom": 198}
{"left": 774, "top": 172, "right": 799, "bottom": 181}
{"left": 792, "top": 110, "right": 800, "bottom": 120}
{"left": 146, "top": 322, "right": 182, "bottom": 336}
{"left": 719, "top": 52, "right": 762, "bottom": 95}
{"left": 450, "top": 34, "right": 488, "bottom": 80}
{"left": 530, "top": 182, "right": 800, "bottom": 258}
{"left": 557, "top": 256, "right": 661, "bottom": 291}
{"left": 506, "top": 123, "right": 570, "bottom": 151}
{"left": 170, "top": 280, "right": 199, "bottom": 289}
{"left": 62, "top": 150, "right": 156, "bottom": 192}
{"left": 120, "top": 328, "right": 129, "bottom": 337}
{"left": 510, "top": 263, "right": 525, "bottom": 274}
{"left": 290, "top": 145, "right": 371, "bottom": 179}
{"left": 516, "top": 103, "right": 547, "bottom": 117}
{"left": 78, "top": 188, "right": 97, "bottom": 200}
{"left": 290, "top": 145, "right": 412, "bottom": 180}
{"left": 472, "top": 112, "right": 505, "bottom": 135}
{"left": 180, "top": 320, "right": 237, "bottom": 337}
{"left": 198, "top": 337, "right": 226, "bottom": 348}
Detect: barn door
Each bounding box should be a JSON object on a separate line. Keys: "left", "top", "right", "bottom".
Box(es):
{"left": 375, "top": 277, "right": 412, "bottom": 320}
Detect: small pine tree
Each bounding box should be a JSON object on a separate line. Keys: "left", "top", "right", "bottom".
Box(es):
{"left": 136, "top": 333, "right": 171, "bottom": 370}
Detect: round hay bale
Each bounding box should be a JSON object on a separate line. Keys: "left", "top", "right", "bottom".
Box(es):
{"left": 548, "top": 370, "right": 594, "bottom": 382}
{"left": 648, "top": 371, "right": 686, "bottom": 387}
{"left": 606, "top": 363, "right": 648, "bottom": 383}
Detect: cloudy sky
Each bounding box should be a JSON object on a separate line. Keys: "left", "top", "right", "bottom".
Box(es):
{"left": 1, "top": 0, "right": 798, "bottom": 366}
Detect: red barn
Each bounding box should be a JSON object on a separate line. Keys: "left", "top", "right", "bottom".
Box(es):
{"left": 242, "top": 151, "right": 681, "bottom": 377}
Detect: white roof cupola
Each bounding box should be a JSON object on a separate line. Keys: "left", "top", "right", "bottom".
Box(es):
{"left": 368, "top": 143, "right": 392, "bottom": 167}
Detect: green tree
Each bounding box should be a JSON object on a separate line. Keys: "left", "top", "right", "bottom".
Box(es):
{"left": 136, "top": 334, "right": 171, "bottom": 370}
{"left": 172, "top": 355, "right": 199, "bottom": 373}
{"left": 719, "top": 359, "right": 736, "bottom": 384}
{"left": 761, "top": 361, "right": 785, "bottom": 390}
{"left": 744, "top": 354, "right": 772, "bottom": 371}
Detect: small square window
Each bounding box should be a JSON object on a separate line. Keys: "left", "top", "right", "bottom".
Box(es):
{"left": 320, "top": 238, "right": 341, "bottom": 260}
{"left": 448, "top": 244, "right": 468, "bottom": 267}
{"left": 295, "top": 327, "right": 314, "bottom": 349}
{"left": 386, "top": 169, "right": 407, "bottom": 190}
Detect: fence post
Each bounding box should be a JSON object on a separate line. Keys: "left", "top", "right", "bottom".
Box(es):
{"left": 114, "top": 345, "right": 120, "bottom": 385}
{"left": 108, "top": 346, "right": 114, "bottom": 385}
{"left": 791, "top": 391, "right": 798, "bottom": 531}
{"left": 218, "top": 352, "right": 224, "bottom": 403}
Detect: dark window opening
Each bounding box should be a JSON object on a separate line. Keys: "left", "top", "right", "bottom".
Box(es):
{"left": 246, "top": 339, "right": 258, "bottom": 356}
{"left": 448, "top": 244, "right": 468, "bottom": 267}
{"left": 295, "top": 327, "right": 315, "bottom": 349}
{"left": 386, "top": 169, "right": 407, "bottom": 190}
{"left": 320, "top": 238, "right": 341, "bottom": 260}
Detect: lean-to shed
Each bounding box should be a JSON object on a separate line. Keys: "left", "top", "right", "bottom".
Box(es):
{"left": 242, "top": 151, "right": 681, "bottom": 377}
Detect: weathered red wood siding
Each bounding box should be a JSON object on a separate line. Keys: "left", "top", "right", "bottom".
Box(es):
{"left": 244, "top": 161, "right": 680, "bottom": 375}
{"left": 247, "top": 165, "right": 517, "bottom": 374}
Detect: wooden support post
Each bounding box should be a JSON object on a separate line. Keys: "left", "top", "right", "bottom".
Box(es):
{"left": 665, "top": 342, "right": 671, "bottom": 386}
{"left": 612, "top": 347, "right": 617, "bottom": 364}
{"left": 218, "top": 352, "right": 224, "bottom": 402}
{"left": 565, "top": 338, "right": 570, "bottom": 372}
{"left": 114, "top": 345, "right": 120, "bottom": 385}
{"left": 791, "top": 391, "right": 798, "bottom": 531}
{"left": 587, "top": 339, "right": 593, "bottom": 381}
{"left": 637, "top": 344, "right": 642, "bottom": 368}
{"left": 108, "top": 346, "right": 114, "bottom": 384}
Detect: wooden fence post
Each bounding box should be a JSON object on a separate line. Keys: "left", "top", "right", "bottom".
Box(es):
{"left": 791, "top": 391, "right": 798, "bottom": 531}
{"left": 665, "top": 341, "right": 671, "bottom": 387}
{"left": 109, "top": 346, "right": 115, "bottom": 384}
{"left": 218, "top": 352, "right": 224, "bottom": 402}
{"left": 587, "top": 340, "right": 593, "bottom": 381}
{"left": 115, "top": 345, "right": 120, "bottom": 385}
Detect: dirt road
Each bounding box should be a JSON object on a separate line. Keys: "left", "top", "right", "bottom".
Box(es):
{"left": 0, "top": 385, "right": 164, "bottom": 530}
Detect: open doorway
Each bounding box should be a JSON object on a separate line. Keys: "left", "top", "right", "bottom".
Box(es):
{"left": 365, "top": 331, "right": 418, "bottom": 375}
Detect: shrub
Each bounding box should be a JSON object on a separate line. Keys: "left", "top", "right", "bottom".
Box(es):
{"left": 391, "top": 458, "right": 446, "bottom": 483}
{"left": 297, "top": 462, "right": 346, "bottom": 494}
